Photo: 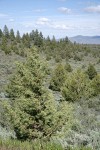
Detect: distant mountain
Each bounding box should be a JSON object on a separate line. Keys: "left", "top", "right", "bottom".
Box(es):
{"left": 69, "top": 35, "right": 100, "bottom": 44}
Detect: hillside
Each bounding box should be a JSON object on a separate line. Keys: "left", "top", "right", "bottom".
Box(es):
{"left": 70, "top": 35, "right": 100, "bottom": 44}
{"left": 0, "top": 26, "right": 100, "bottom": 150}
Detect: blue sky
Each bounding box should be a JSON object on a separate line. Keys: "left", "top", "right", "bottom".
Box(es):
{"left": 0, "top": 0, "right": 100, "bottom": 38}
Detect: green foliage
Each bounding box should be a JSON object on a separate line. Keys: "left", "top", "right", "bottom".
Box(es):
{"left": 0, "top": 29, "right": 3, "bottom": 38}
{"left": 10, "top": 41, "right": 18, "bottom": 52}
{"left": 16, "top": 30, "right": 21, "bottom": 43}
{"left": 22, "top": 33, "right": 30, "bottom": 48}
{"left": 74, "top": 54, "right": 82, "bottom": 61}
{"left": 91, "top": 74, "right": 100, "bottom": 96}
{"left": 9, "top": 29, "right": 15, "bottom": 41}
{"left": 87, "top": 96, "right": 100, "bottom": 110}
{"left": 64, "top": 63, "right": 73, "bottom": 72}
{"left": 49, "top": 63, "right": 66, "bottom": 91}
{"left": 1, "top": 36, "right": 7, "bottom": 52}
{"left": 1, "top": 36, "right": 11, "bottom": 54}
{"left": 61, "top": 70, "right": 92, "bottom": 102}
{"left": 0, "top": 100, "right": 10, "bottom": 129}
{"left": 0, "top": 26, "right": 100, "bottom": 149}
{"left": 68, "top": 147, "right": 92, "bottom": 150}
{"left": 86, "top": 64, "right": 97, "bottom": 80}
{"left": 6, "top": 48, "right": 44, "bottom": 98}
{"left": 0, "top": 137, "right": 92, "bottom": 150}
{"left": 5, "top": 48, "right": 73, "bottom": 140}
{"left": 3, "top": 25, "right": 9, "bottom": 38}
{"left": 64, "top": 36, "right": 69, "bottom": 43}
{"left": 46, "top": 55, "right": 52, "bottom": 61}
{"left": 30, "top": 29, "right": 43, "bottom": 47}
{"left": 97, "top": 58, "right": 100, "bottom": 64}
{"left": 0, "top": 138, "right": 64, "bottom": 150}
{"left": 55, "top": 55, "right": 62, "bottom": 63}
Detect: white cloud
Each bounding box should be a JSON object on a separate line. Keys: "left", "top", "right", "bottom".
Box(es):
{"left": 20, "top": 18, "right": 50, "bottom": 29}
{"left": 58, "top": 7, "right": 71, "bottom": 14}
{"left": 36, "top": 18, "right": 75, "bottom": 30}
{"left": 0, "top": 13, "right": 8, "bottom": 18}
{"left": 85, "top": 5, "right": 100, "bottom": 13}
{"left": 36, "top": 17, "right": 50, "bottom": 25}
{"left": 33, "top": 9, "right": 47, "bottom": 13}
{"left": 51, "top": 24, "right": 74, "bottom": 30}
{"left": 9, "top": 19, "right": 14, "bottom": 22}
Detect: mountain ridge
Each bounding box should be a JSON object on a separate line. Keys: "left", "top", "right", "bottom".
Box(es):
{"left": 69, "top": 35, "right": 100, "bottom": 44}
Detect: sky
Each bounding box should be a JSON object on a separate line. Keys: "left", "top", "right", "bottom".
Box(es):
{"left": 0, "top": 0, "right": 100, "bottom": 38}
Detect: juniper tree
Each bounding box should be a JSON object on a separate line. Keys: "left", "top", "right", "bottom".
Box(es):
{"left": 91, "top": 74, "right": 100, "bottom": 96}
{"left": 5, "top": 48, "right": 73, "bottom": 140}
{"left": 86, "top": 64, "right": 97, "bottom": 80}
{"left": 61, "top": 69, "right": 92, "bottom": 102}
{"left": 49, "top": 63, "right": 66, "bottom": 91}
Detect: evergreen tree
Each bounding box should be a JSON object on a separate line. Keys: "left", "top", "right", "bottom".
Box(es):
{"left": 62, "top": 69, "right": 92, "bottom": 102}
{"left": 10, "top": 40, "right": 18, "bottom": 53}
{"left": 3, "top": 25, "right": 9, "bottom": 38}
{"left": 33, "top": 30, "right": 43, "bottom": 47}
{"left": 16, "top": 30, "right": 21, "bottom": 43}
{"left": 34, "top": 29, "right": 39, "bottom": 46}
{"left": 10, "top": 28, "right": 15, "bottom": 41}
{"left": 46, "top": 35, "right": 51, "bottom": 42}
{"left": 40, "top": 32, "right": 43, "bottom": 39}
{"left": 86, "top": 64, "right": 97, "bottom": 80}
{"left": 5, "top": 48, "right": 73, "bottom": 140}
{"left": 52, "top": 35, "right": 56, "bottom": 42}
{"left": 30, "top": 30, "right": 35, "bottom": 41}
{"left": 91, "top": 74, "right": 100, "bottom": 96}
{"left": 1, "top": 35, "right": 8, "bottom": 54}
{"left": 49, "top": 63, "right": 66, "bottom": 91}
{"left": 1, "top": 35, "right": 11, "bottom": 54}
{"left": 22, "top": 33, "right": 30, "bottom": 48}
{"left": 25, "top": 33, "right": 30, "bottom": 48}
{"left": 64, "top": 36, "right": 69, "bottom": 43}
{"left": 39, "top": 31, "right": 43, "bottom": 46}
{"left": 51, "top": 35, "right": 56, "bottom": 48}
{"left": 0, "top": 29, "right": 3, "bottom": 38}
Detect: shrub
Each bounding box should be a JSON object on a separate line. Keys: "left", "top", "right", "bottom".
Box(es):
{"left": 55, "top": 56, "right": 62, "bottom": 63}
{"left": 91, "top": 74, "right": 100, "bottom": 96}
{"left": 74, "top": 54, "right": 82, "bottom": 61}
{"left": 64, "top": 63, "right": 73, "bottom": 72}
{"left": 49, "top": 63, "right": 66, "bottom": 91}
{"left": 86, "top": 64, "right": 97, "bottom": 80}
{"left": 61, "top": 69, "right": 92, "bottom": 102}
{"left": 4, "top": 48, "right": 73, "bottom": 140}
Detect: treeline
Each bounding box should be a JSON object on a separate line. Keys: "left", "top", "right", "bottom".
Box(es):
{"left": 0, "top": 25, "right": 96, "bottom": 61}
{"left": 0, "top": 25, "right": 44, "bottom": 55}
